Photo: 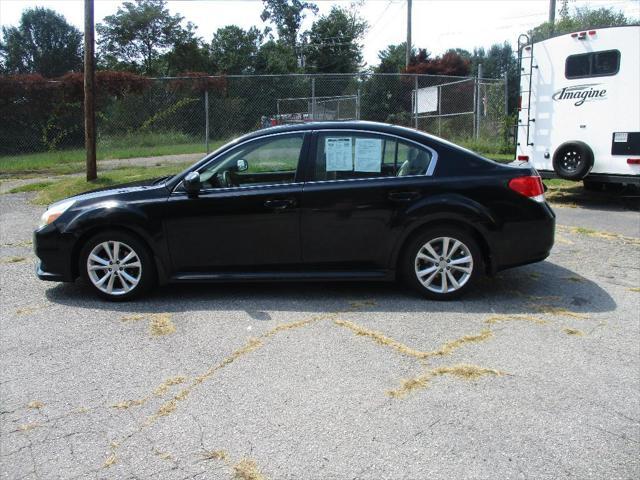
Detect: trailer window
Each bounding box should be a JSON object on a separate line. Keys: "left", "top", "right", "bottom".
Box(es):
{"left": 565, "top": 50, "right": 620, "bottom": 79}
{"left": 593, "top": 50, "right": 620, "bottom": 76}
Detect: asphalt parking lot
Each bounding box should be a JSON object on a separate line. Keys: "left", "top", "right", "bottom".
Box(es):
{"left": 1, "top": 191, "right": 639, "bottom": 480}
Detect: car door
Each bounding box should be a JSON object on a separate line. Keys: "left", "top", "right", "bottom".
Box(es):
{"left": 164, "top": 132, "right": 309, "bottom": 273}
{"left": 300, "top": 130, "right": 437, "bottom": 270}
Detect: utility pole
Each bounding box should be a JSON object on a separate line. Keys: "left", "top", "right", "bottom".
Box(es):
{"left": 406, "top": 0, "right": 412, "bottom": 68}
{"left": 549, "top": 0, "right": 556, "bottom": 35}
{"left": 84, "top": 0, "right": 97, "bottom": 181}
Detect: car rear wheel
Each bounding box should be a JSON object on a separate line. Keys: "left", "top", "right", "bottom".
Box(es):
{"left": 402, "top": 227, "right": 482, "bottom": 300}
{"left": 80, "top": 231, "right": 155, "bottom": 301}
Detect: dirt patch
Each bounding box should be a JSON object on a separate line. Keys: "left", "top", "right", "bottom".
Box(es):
{"left": 27, "top": 401, "right": 44, "bottom": 409}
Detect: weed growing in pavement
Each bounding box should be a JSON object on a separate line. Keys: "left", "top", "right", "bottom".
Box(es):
{"left": 1, "top": 256, "right": 26, "bottom": 263}
{"left": 563, "top": 328, "right": 585, "bottom": 336}
{"left": 203, "top": 450, "right": 228, "bottom": 461}
{"left": 484, "top": 314, "right": 548, "bottom": 325}
{"left": 150, "top": 314, "right": 176, "bottom": 336}
{"left": 234, "top": 458, "right": 266, "bottom": 480}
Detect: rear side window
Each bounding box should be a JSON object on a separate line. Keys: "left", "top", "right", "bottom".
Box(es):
{"left": 565, "top": 50, "right": 620, "bottom": 79}
{"left": 313, "top": 133, "right": 433, "bottom": 181}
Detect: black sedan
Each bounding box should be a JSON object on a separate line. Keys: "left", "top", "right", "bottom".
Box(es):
{"left": 34, "top": 121, "right": 555, "bottom": 301}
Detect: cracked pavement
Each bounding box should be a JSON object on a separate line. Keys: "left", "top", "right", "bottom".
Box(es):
{"left": 1, "top": 191, "right": 639, "bottom": 479}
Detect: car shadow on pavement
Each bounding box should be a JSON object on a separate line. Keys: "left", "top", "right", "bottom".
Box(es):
{"left": 45, "top": 260, "right": 616, "bottom": 318}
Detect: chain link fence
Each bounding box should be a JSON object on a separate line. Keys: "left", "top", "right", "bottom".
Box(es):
{"left": 0, "top": 73, "right": 507, "bottom": 160}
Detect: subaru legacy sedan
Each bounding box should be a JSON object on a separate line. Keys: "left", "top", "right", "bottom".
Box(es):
{"left": 34, "top": 121, "right": 555, "bottom": 301}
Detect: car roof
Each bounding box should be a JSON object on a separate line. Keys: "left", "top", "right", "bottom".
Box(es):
{"left": 241, "top": 121, "right": 437, "bottom": 143}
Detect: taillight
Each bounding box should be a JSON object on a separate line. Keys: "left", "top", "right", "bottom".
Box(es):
{"left": 509, "top": 176, "right": 545, "bottom": 202}
{"left": 628, "top": 158, "right": 640, "bottom": 165}
{"left": 517, "top": 155, "right": 529, "bottom": 161}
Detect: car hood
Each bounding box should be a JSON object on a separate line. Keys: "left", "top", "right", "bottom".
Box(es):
{"left": 56, "top": 177, "right": 170, "bottom": 207}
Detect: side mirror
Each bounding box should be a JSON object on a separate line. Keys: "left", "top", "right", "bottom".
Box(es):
{"left": 183, "top": 171, "right": 201, "bottom": 196}
{"left": 236, "top": 159, "right": 248, "bottom": 172}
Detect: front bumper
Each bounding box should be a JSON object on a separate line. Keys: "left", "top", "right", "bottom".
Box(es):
{"left": 33, "top": 224, "right": 77, "bottom": 282}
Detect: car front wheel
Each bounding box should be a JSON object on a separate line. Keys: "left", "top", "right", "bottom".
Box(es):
{"left": 402, "top": 227, "right": 482, "bottom": 300}
{"left": 80, "top": 231, "right": 155, "bottom": 301}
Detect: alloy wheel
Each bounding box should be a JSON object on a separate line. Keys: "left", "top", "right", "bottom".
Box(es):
{"left": 414, "top": 236, "right": 474, "bottom": 294}
{"left": 86, "top": 241, "right": 142, "bottom": 296}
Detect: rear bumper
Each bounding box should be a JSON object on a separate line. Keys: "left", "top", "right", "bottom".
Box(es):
{"left": 489, "top": 202, "right": 556, "bottom": 273}
{"left": 33, "top": 225, "right": 76, "bottom": 282}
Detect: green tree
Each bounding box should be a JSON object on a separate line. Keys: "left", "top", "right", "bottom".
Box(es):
{"left": 164, "top": 34, "right": 211, "bottom": 75}
{"left": 260, "top": 0, "right": 318, "bottom": 48}
{"left": 97, "top": 0, "right": 193, "bottom": 74}
{"left": 304, "top": 5, "right": 368, "bottom": 73}
{"left": 375, "top": 42, "right": 415, "bottom": 73}
{"left": 255, "top": 40, "right": 298, "bottom": 74}
{"left": 0, "top": 7, "right": 82, "bottom": 77}
{"left": 210, "top": 25, "right": 263, "bottom": 75}
{"left": 530, "top": 5, "right": 635, "bottom": 43}
{"left": 464, "top": 43, "right": 519, "bottom": 115}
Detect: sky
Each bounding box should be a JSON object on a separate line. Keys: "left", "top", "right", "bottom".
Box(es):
{"left": 1, "top": 0, "right": 638, "bottom": 69}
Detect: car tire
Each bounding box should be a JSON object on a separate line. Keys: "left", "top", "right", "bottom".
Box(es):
{"left": 553, "top": 142, "right": 593, "bottom": 180}
{"left": 79, "top": 230, "right": 155, "bottom": 301}
{"left": 401, "top": 226, "right": 483, "bottom": 300}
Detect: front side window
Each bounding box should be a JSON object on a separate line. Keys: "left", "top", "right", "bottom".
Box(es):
{"left": 199, "top": 134, "right": 304, "bottom": 189}
{"left": 565, "top": 49, "right": 620, "bottom": 79}
{"left": 313, "top": 133, "right": 433, "bottom": 181}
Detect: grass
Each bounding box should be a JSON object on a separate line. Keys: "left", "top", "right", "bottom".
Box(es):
{"left": 9, "top": 182, "right": 54, "bottom": 193}
{"left": 485, "top": 153, "right": 514, "bottom": 163}
{"left": 27, "top": 164, "right": 190, "bottom": 205}
{"left": 0, "top": 131, "right": 227, "bottom": 176}
{"left": 545, "top": 178, "right": 640, "bottom": 210}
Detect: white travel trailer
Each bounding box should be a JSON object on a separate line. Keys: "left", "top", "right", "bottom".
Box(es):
{"left": 516, "top": 25, "right": 640, "bottom": 188}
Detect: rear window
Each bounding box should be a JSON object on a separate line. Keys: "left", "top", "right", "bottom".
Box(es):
{"left": 565, "top": 50, "right": 620, "bottom": 79}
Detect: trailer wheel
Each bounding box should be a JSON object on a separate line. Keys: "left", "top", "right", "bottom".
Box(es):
{"left": 552, "top": 142, "right": 593, "bottom": 180}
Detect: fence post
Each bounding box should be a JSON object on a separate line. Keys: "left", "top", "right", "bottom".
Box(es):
{"left": 437, "top": 84, "right": 442, "bottom": 137}
{"left": 356, "top": 88, "right": 361, "bottom": 120}
{"left": 311, "top": 77, "right": 316, "bottom": 121}
{"left": 414, "top": 75, "right": 419, "bottom": 129}
{"left": 204, "top": 89, "right": 210, "bottom": 154}
{"left": 503, "top": 72, "right": 509, "bottom": 143}
{"left": 475, "top": 64, "right": 483, "bottom": 139}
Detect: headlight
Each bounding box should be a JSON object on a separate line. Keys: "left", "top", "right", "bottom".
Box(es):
{"left": 40, "top": 199, "right": 75, "bottom": 227}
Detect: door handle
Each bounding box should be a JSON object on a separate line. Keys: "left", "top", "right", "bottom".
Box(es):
{"left": 388, "top": 191, "right": 420, "bottom": 202}
{"left": 264, "top": 199, "right": 296, "bottom": 209}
